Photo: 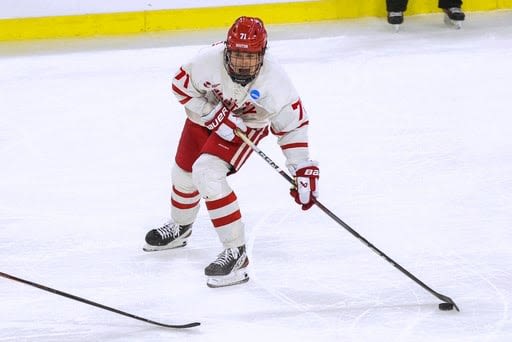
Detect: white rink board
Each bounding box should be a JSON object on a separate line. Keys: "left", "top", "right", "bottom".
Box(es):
{"left": 1, "top": 0, "right": 312, "bottom": 19}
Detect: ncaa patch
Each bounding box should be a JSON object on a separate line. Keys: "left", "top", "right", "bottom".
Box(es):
{"left": 250, "top": 89, "right": 260, "bottom": 100}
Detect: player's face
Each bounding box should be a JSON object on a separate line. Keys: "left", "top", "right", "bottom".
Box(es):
{"left": 227, "top": 51, "right": 263, "bottom": 78}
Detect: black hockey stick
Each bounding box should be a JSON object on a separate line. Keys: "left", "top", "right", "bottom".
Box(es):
{"left": 0, "top": 271, "right": 201, "bottom": 328}
{"left": 235, "top": 129, "right": 460, "bottom": 312}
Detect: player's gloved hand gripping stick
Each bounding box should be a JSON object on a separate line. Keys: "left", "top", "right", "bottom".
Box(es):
{"left": 290, "top": 160, "right": 320, "bottom": 210}
{"left": 234, "top": 128, "right": 460, "bottom": 312}
{"left": 201, "top": 101, "right": 247, "bottom": 142}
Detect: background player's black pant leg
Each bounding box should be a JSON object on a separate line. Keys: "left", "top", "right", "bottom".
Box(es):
{"left": 386, "top": 0, "right": 408, "bottom": 12}
{"left": 438, "top": 0, "right": 463, "bottom": 9}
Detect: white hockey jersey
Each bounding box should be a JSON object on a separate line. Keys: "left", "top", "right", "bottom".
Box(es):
{"left": 171, "top": 43, "right": 311, "bottom": 172}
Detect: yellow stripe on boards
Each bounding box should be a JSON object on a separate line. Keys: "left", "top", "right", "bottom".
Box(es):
{"left": 499, "top": 0, "right": 512, "bottom": 8}
{"left": 145, "top": 1, "right": 340, "bottom": 32}
{"left": 0, "top": 12, "right": 145, "bottom": 41}
{"left": 0, "top": 0, "right": 511, "bottom": 42}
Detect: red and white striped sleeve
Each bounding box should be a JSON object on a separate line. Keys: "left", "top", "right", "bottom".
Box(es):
{"left": 171, "top": 62, "right": 213, "bottom": 125}
{"left": 270, "top": 97, "right": 311, "bottom": 173}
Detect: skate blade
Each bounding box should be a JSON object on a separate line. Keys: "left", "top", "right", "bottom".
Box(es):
{"left": 206, "top": 269, "right": 249, "bottom": 288}
{"left": 444, "top": 14, "right": 463, "bottom": 29}
{"left": 142, "top": 240, "right": 187, "bottom": 252}
{"left": 393, "top": 24, "right": 400, "bottom": 33}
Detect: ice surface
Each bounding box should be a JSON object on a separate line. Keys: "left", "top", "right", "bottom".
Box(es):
{"left": 1, "top": 11, "right": 512, "bottom": 342}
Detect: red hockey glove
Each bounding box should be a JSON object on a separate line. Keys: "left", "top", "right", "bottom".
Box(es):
{"left": 201, "top": 102, "right": 247, "bottom": 142}
{"left": 290, "top": 160, "right": 319, "bottom": 210}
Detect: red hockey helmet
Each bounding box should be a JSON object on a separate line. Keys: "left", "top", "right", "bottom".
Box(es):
{"left": 224, "top": 17, "right": 267, "bottom": 85}
{"left": 226, "top": 16, "right": 267, "bottom": 53}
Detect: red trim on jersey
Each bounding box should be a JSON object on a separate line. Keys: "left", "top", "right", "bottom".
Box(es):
{"left": 291, "top": 99, "right": 304, "bottom": 121}
{"left": 271, "top": 121, "right": 309, "bottom": 136}
{"left": 281, "top": 142, "right": 308, "bottom": 150}
{"left": 211, "top": 210, "right": 242, "bottom": 228}
{"left": 270, "top": 126, "right": 282, "bottom": 136}
{"left": 172, "top": 84, "right": 192, "bottom": 104}
{"left": 172, "top": 186, "right": 199, "bottom": 198}
{"left": 242, "top": 103, "right": 257, "bottom": 114}
{"left": 171, "top": 198, "right": 200, "bottom": 209}
{"left": 174, "top": 67, "right": 190, "bottom": 88}
{"left": 298, "top": 121, "right": 309, "bottom": 128}
{"left": 205, "top": 192, "right": 237, "bottom": 211}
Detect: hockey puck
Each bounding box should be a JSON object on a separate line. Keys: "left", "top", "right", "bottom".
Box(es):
{"left": 438, "top": 303, "right": 454, "bottom": 311}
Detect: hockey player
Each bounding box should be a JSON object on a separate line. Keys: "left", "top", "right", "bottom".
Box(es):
{"left": 143, "top": 16, "right": 319, "bottom": 288}
{"left": 386, "top": 0, "right": 465, "bottom": 30}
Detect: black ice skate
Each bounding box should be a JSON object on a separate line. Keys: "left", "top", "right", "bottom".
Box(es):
{"left": 204, "top": 245, "right": 249, "bottom": 288}
{"left": 143, "top": 221, "right": 192, "bottom": 251}
{"left": 387, "top": 12, "right": 404, "bottom": 32}
{"left": 443, "top": 7, "right": 465, "bottom": 29}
